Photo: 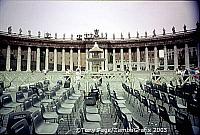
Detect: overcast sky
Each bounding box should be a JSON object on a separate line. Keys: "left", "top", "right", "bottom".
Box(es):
{"left": 0, "top": 0, "right": 199, "bottom": 38}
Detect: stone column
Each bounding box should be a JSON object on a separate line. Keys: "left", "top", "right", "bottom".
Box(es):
{"left": 89, "top": 53, "right": 92, "bottom": 71}
{"left": 17, "top": 46, "right": 21, "bottom": 71}
{"left": 78, "top": 49, "right": 81, "bottom": 68}
{"left": 62, "top": 48, "right": 65, "bottom": 72}
{"left": 36, "top": 47, "right": 40, "bottom": 72}
{"left": 120, "top": 48, "right": 124, "bottom": 71}
{"left": 27, "top": 47, "right": 31, "bottom": 72}
{"left": 70, "top": 48, "right": 73, "bottom": 71}
{"left": 113, "top": 48, "right": 116, "bottom": 71}
{"left": 154, "top": 46, "right": 158, "bottom": 70}
{"left": 145, "top": 47, "right": 149, "bottom": 71}
{"left": 164, "top": 46, "right": 168, "bottom": 70}
{"left": 185, "top": 44, "right": 190, "bottom": 69}
{"left": 85, "top": 49, "right": 88, "bottom": 71}
{"left": 128, "top": 48, "right": 132, "bottom": 71}
{"left": 137, "top": 47, "right": 140, "bottom": 71}
{"left": 45, "top": 48, "right": 49, "bottom": 71}
{"left": 6, "top": 45, "right": 11, "bottom": 71}
{"left": 101, "top": 50, "right": 104, "bottom": 71}
{"left": 105, "top": 48, "right": 108, "bottom": 71}
{"left": 197, "top": 43, "right": 200, "bottom": 67}
{"left": 174, "top": 45, "right": 178, "bottom": 70}
{"left": 53, "top": 48, "right": 57, "bottom": 71}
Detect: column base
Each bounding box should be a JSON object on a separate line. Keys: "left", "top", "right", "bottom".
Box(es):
{"left": 36, "top": 70, "right": 41, "bottom": 72}
{"left": 26, "top": 70, "right": 31, "bottom": 72}
{"left": 16, "top": 69, "right": 21, "bottom": 72}
{"left": 53, "top": 70, "right": 58, "bottom": 72}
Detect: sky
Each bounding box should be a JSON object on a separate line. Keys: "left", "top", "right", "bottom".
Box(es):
{"left": 0, "top": 0, "right": 199, "bottom": 39}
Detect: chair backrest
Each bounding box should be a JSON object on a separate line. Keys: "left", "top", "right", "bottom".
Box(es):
{"left": 169, "top": 87, "right": 175, "bottom": 95}
{"left": 115, "top": 105, "right": 123, "bottom": 122}
{"left": 0, "top": 81, "right": 5, "bottom": 89}
{"left": 57, "top": 80, "right": 62, "bottom": 86}
{"left": 141, "top": 95, "right": 148, "bottom": 106}
{"left": 183, "top": 83, "right": 192, "bottom": 94}
{"left": 36, "top": 82, "right": 43, "bottom": 89}
{"left": 7, "top": 111, "right": 32, "bottom": 134}
{"left": 153, "top": 89, "right": 161, "bottom": 99}
{"left": 121, "top": 113, "right": 129, "bottom": 129}
{"left": 84, "top": 96, "right": 96, "bottom": 106}
{"left": 19, "top": 86, "right": 28, "bottom": 93}
{"left": 40, "top": 103, "right": 46, "bottom": 115}
{"left": 32, "top": 94, "right": 40, "bottom": 105}
{"left": 64, "top": 80, "right": 70, "bottom": 88}
{"left": 79, "top": 109, "right": 84, "bottom": 128}
{"left": 0, "top": 87, "right": 3, "bottom": 96}
{"left": 32, "top": 111, "right": 44, "bottom": 133}
{"left": 161, "top": 92, "right": 168, "bottom": 104}
{"left": 175, "top": 110, "right": 193, "bottom": 135}
{"left": 161, "top": 82, "right": 168, "bottom": 93}
{"left": 44, "top": 80, "right": 50, "bottom": 85}
{"left": 158, "top": 105, "right": 170, "bottom": 122}
{"left": 131, "top": 118, "right": 144, "bottom": 134}
{"left": 50, "top": 90, "right": 56, "bottom": 98}
{"left": 149, "top": 99, "right": 158, "bottom": 114}
{"left": 168, "top": 94, "right": 177, "bottom": 108}
{"left": 28, "top": 89, "right": 33, "bottom": 97}
{"left": 38, "top": 91, "right": 45, "bottom": 100}
{"left": 24, "top": 99, "right": 32, "bottom": 110}
{"left": 10, "top": 119, "right": 30, "bottom": 135}
{"left": 134, "top": 89, "right": 141, "bottom": 101}
{"left": 2, "top": 94, "right": 12, "bottom": 105}
{"left": 16, "top": 91, "right": 25, "bottom": 101}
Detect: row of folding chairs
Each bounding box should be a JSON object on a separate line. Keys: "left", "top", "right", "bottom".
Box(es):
{"left": 1, "top": 110, "right": 59, "bottom": 134}
{"left": 122, "top": 83, "right": 200, "bottom": 135}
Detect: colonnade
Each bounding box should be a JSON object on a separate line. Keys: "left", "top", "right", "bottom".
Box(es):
{"left": 5, "top": 43, "right": 198, "bottom": 72}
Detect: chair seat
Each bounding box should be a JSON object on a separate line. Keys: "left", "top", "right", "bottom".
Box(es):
{"left": 169, "top": 116, "right": 176, "bottom": 124}
{"left": 43, "top": 112, "right": 58, "bottom": 119}
{"left": 33, "top": 102, "right": 41, "bottom": 108}
{"left": 177, "top": 104, "right": 187, "bottom": 109}
{"left": 26, "top": 107, "right": 40, "bottom": 113}
{"left": 51, "top": 96, "right": 60, "bottom": 100}
{"left": 116, "top": 96, "right": 124, "bottom": 100}
{"left": 118, "top": 103, "right": 126, "bottom": 108}
{"left": 86, "top": 106, "right": 99, "bottom": 114}
{"left": 102, "top": 100, "right": 111, "bottom": 104}
{"left": 121, "top": 108, "right": 132, "bottom": 114}
{"left": 57, "top": 108, "right": 72, "bottom": 114}
{"left": 192, "top": 126, "right": 200, "bottom": 135}
{"left": 0, "top": 108, "right": 14, "bottom": 115}
{"left": 41, "top": 99, "right": 53, "bottom": 103}
{"left": 35, "top": 123, "right": 59, "bottom": 134}
{"left": 4, "top": 102, "right": 20, "bottom": 108}
{"left": 61, "top": 103, "right": 74, "bottom": 109}
{"left": 83, "top": 122, "right": 101, "bottom": 129}
{"left": 17, "top": 98, "right": 26, "bottom": 103}
{"left": 0, "top": 126, "right": 6, "bottom": 134}
{"left": 69, "top": 96, "right": 79, "bottom": 100}
{"left": 72, "top": 93, "right": 81, "bottom": 97}
{"left": 126, "top": 114, "right": 133, "bottom": 122}
{"left": 116, "top": 100, "right": 126, "bottom": 104}
{"left": 64, "top": 100, "right": 76, "bottom": 104}
{"left": 86, "top": 114, "right": 101, "bottom": 122}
